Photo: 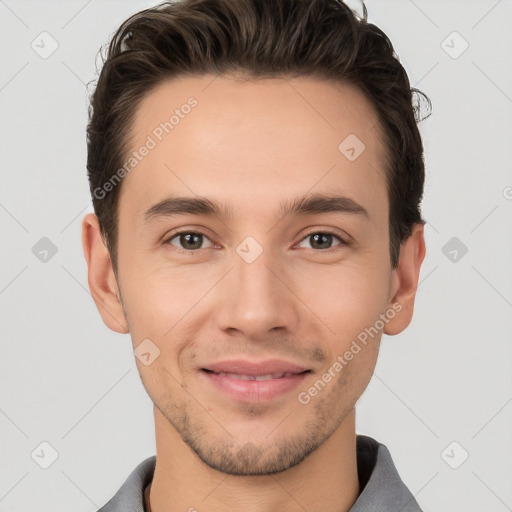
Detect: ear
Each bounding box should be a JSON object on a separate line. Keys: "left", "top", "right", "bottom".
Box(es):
{"left": 384, "top": 222, "right": 426, "bottom": 336}
{"left": 81, "top": 213, "right": 129, "bottom": 334}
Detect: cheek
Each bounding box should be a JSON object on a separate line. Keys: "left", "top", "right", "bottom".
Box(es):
{"left": 116, "top": 241, "right": 212, "bottom": 379}
{"left": 119, "top": 263, "right": 215, "bottom": 361}
{"left": 329, "top": 339, "right": 379, "bottom": 407}
{"left": 292, "top": 258, "right": 391, "bottom": 343}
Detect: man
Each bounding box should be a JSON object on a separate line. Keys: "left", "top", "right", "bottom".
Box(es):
{"left": 82, "top": 0, "right": 429, "bottom": 510}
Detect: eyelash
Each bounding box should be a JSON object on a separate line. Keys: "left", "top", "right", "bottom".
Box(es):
{"left": 163, "top": 229, "right": 349, "bottom": 254}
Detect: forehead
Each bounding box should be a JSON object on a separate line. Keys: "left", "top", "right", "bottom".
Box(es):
{"left": 119, "top": 74, "right": 389, "bottom": 223}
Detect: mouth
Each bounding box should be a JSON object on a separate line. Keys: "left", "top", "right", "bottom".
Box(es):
{"left": 202, "top": 370, "right": 305, "bottom": 381}
{"left": 200, "top": 359, "right": 311, "bottom": 402}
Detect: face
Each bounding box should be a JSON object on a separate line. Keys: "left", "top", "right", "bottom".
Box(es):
{"left": 111, "top": 74, "right": 399, "bottom": 475}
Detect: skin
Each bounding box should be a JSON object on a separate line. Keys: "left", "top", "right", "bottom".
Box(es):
{"left": 82, "top": 74, "right": 426, "bottom": 512}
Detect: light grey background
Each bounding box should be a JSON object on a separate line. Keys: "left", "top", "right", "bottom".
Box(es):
{"left": 1, "top": 0, "right": 511, "bottom": 511}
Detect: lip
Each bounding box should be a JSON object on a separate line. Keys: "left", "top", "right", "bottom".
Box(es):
{"left": 201, "top": 359, "right": 311, "bottom": 402}
{"left": 203, "top": 359, "right": 309, "bottom": 376}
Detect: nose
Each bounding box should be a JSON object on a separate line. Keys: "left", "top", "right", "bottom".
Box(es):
{"left": 213, "top": 244, "right": 300, "bottom": 340}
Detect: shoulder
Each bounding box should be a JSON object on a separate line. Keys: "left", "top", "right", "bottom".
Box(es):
{"left": 96, "top": 456, "right": 156, "bottom": 512}
{"left": 352, "top": 435, "right": 423, "bottom": 512}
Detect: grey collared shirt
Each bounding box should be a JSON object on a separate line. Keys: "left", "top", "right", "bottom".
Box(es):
{"left": 97, "top": 435, "right": 423, "bottom": 512}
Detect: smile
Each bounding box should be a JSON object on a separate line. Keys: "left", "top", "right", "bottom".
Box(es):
{"left": 208, "top": 371, "right": 299, "bottom": 381}
{"left": 200, "top": 360, "right": 311, "bottom": 402}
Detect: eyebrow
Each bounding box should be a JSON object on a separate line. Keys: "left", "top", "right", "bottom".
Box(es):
{"left": 143, "top": 192, "right": 369, "bottom": 223}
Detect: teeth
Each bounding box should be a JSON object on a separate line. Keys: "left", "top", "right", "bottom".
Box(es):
{"left": 255, "top": 373, "right": 282, "bottom": 381}
{"left": 216, "top": 372, "right": 295, "bottom": 381}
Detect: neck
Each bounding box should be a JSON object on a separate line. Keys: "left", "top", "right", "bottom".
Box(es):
{"left": 148, "top": 407, "right": 360, "bottom": 512}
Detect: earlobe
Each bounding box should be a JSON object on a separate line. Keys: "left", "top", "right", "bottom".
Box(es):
{"left": 81, "top": 213, "right": 129, "bottom": 334}
{"left": 383, "top": 223, "right": 426, "bottom": 336}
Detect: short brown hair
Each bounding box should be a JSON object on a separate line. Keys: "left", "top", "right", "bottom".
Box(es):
{"left": 86, "top": 0, "right": 431, "bottom": 272}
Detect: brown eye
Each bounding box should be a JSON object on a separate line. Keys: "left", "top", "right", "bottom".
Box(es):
{"left": 298, "top": 232, "right": 345, "bottom": 250}
{"left": 167, "top": 231, "right": 213, "bottom": 251}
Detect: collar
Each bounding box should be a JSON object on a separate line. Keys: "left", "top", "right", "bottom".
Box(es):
{"left": 97, "top": 435, "right": 422, "bottom": 512}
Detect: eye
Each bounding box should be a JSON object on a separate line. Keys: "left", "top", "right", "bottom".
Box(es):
{"left": 166, "top": 231, "right": 214, "bottom": 251}
{"left": 297, "top": 231, "right": 346, "bottom": 250}
{"left": 163, "top": 229, "right": 348, "bottom": 253}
